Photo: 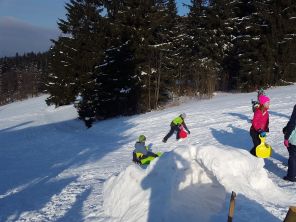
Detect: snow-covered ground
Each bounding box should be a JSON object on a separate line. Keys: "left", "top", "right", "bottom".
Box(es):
{"left": 0, "top": 85, "right": 296, "bottom": 222}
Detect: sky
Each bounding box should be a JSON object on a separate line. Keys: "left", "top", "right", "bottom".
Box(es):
{"left": 0, "top": 0, "right": 191, "bottom": 57}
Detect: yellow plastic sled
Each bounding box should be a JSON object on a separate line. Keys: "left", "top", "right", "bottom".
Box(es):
{"left": 135, "top": 152, "right": 163, "bottom": 165}
{"left": 255, "top": 135, "right": 272, "bottom": 158}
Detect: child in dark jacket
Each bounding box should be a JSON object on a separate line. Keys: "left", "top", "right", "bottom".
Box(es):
{"left": 162, "top": 113, "right": 190, "bottom": 143}
{"left": 249, "top": 95, "right": 270, "bottom": 156}
{"left": 282, "top": 104, "right": 296, "bottom": 182}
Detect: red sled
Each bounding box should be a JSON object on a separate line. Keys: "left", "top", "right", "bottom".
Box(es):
{"left": 178, "top": 125, "right": 188, "bottom": 139}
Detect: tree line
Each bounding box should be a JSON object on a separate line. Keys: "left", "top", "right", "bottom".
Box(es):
{"left": 0, "top": 52, "right": 48, "bottom": 105}
{"left": 1, "top": 0, "right": 295, "bottom": 127}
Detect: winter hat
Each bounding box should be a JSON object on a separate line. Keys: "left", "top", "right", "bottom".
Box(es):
{"left": 138, "top": 135, "right": 146, "bottom": 142}
{"left": 180, "top": 113, "right": 186, "bottom": 119}
{"left": 258, "top": 95, "right": 270, "bottom": 105}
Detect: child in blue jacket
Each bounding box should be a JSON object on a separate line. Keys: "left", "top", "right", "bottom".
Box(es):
{"left": 283, "top": 104, "right": 296, "bottom": 182}
{"left": 132, "top": 135, "right": 158, "bottom": 164}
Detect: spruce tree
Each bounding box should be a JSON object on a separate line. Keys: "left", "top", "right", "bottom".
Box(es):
{"left": 46, "top": 0, "right": 105, "bottom": 106}
{"left": 261, "top": 0, "right": 296, "bottom": 82}
{"left": 46, "top": 38, "right": 77, "bottom": 106}
{"left": 182, "top": 0, "right": 218, "bottom": 96}
{"left": 46, "top": 0, "right": 106, "bottom": 127}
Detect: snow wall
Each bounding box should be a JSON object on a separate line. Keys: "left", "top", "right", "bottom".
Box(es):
{"left": 103, "top": 146, "right": 294, "bottom": 222}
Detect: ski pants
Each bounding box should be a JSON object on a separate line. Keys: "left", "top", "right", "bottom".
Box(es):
{"left": 163, "top": 124, "right": 180, "bottom": 141}
{"left": 287, "top": 144, "right": 296, "bottom": 180}
{"left": 250, "top": 128, "right": 261, "bottom": 156}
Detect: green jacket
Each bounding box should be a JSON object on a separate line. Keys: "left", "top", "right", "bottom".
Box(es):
{"left": 172, "top": 116, "right": 184, "bottom": 126}
{"left": 171, "top": 116, "right": 190, "bottom": 133}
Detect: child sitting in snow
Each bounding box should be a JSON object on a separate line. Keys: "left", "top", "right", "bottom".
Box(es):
{"left": 249, "top": 95, "right": 270, "bottom": 156}
{"left": 162, "top": 113, "right": 190, "bottom": 143}
{"left": 132, "top": 135, "right": 158, "bottom": 164}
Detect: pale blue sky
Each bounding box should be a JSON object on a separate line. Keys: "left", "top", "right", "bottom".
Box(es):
{"left": 0, "top": 0, "right": 191, "bottom": 57}
{"left": 0, "top": 0, "right": 69, "bottom": 28}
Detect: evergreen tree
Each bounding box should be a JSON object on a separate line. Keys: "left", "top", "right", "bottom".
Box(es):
{"left": 260, "top": 0, "right": 296, "bottom": 82}
{"left": 46, "top": 39, "right": 76, "bottom": 106}
{"left": 102, "top": 0, "right": 178, "bottom": 113}
{"left": 41, "top": 0, "right": 296, "bottom": 127}
{"left": 182, "top": 0, "right": 218, "bottom": 96}
{"left": 0, "top": 52, "right": 48, "bottom": 105}
{"left": 154, "top": 0, "right": 181, "bottom": 103}
{"left": 45, "top": 0, "right": 107, "bottom": 126}
{"left": 147, "top": 0, "right": 179, "bottom": 108}
{"left": 46, "top": 0, "right": 105, "bottom": 109}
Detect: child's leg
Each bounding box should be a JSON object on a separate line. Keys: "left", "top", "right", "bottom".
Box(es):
{"left": 163, "top": 126, "right": 176, "bottom": 142}
{"left": 132, "top": 152, "right": 140, "bottom": 163}
{"left": 175, "top": 126, "right": 181, "bottom": 139}
{"left": 250, "top": 128, "right": 260, "bottom": 156}
{"left": 287, "top": 144, "right": 296, "bottom": 180}
{"left": 146, "top": 151, "right": 159, "bottom": 158}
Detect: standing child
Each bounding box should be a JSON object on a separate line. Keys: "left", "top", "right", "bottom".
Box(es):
{"left": 162, "top": 113, "right": 190, "bottom": 143}
{"left": 282, "top": 104, "right": 296, "bottom": 182}
{"left": 249, "top": 95, "right": 270, "bottom": 156}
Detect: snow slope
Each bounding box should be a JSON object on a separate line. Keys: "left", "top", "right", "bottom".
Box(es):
{"left": 0, "top": 85, "right": 296, "bottom": 222}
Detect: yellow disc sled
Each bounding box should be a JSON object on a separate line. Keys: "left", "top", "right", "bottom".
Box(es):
{"left": 255, "top": 135, "right": 272, "bottom": 158}
{"left": 135, "top": 152, "right": 163, "bottom": 165}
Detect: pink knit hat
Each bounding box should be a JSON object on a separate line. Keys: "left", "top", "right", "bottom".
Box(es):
{"left": 258, "top": 95, "right": 270, "bottom": 105}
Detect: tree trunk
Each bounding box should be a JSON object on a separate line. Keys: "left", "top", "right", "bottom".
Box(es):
{"left": 148, "top": 62, "right": 151, "bottom": 111}
{"left": 155, "top": 52, "right": 161, "bottom": 108}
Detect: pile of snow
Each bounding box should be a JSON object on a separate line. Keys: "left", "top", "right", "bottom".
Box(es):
{"left": 104, "top": 145, "right": 295, "bottom": 222}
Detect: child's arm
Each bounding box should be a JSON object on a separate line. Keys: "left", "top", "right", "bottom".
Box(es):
{"left": 252, "top": 110, "right": 262, "bottom": 132}
{"left": 182, "top": 122, "right": 190, "bottom": 134}
{"left": 285, "top": 105, "right": 296, "bottom": 139}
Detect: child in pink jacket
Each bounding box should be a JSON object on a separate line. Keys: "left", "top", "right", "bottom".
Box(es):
{"left": 249, "top": 95, "right": 270, "bottom": 156}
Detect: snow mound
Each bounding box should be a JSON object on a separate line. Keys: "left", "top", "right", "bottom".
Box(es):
{"left": 103, "top": 146, "right": 294, "bottom": 222}
{"left": 195, "top": 146, "right": 293, "bottom": 205}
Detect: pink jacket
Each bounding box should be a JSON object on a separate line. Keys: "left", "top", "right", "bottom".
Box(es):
{"left": 251, "top": 108, "right": 269, "bottom": 131}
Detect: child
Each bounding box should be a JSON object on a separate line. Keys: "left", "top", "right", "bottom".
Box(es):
{"left": 132, "top": 135, "right": 158, "bottom": 164}
{"left": 249, "top": 95, "right": 270, "bottom": 156}
{"left": 162, "top": 113, "right": 190, "bottom": 143}
{"left": 282, "top": 104, "right": 296, "bottom": 182}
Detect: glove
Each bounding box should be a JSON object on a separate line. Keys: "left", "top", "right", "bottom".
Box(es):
{"left": 147, "top": 143, "right": 153, "bottom": 151}
{"left": 266, "top": 127, "right": 269, "bottom": 133}
{"left": 259, "top": 131, "right": 266, "bottom": 137}
{"left": 284, "top": 139, "right": 289, "bottom": 148}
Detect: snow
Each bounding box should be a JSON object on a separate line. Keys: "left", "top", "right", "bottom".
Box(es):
{"left": 119, "top": 88, "right": 131, "bottom": 94}
{"left": 1, "top": 85, "right": 296, "bottom": 222}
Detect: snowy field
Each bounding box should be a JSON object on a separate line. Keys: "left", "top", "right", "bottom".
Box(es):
{"left": 0, "top": 85, "right": 296, "bottom": 222}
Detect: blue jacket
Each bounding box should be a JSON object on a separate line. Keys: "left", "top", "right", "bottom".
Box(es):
{"left": 133, "top": 142, "right": 148, "bottom": 155}
{"left": 284, "top": 105, "right": 296, "bottom": 145}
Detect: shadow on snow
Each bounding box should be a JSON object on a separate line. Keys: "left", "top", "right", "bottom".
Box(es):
{"left": 0, "top": 117, "right": 135, "bottom": 221}
{"left": 210, "top": 124, "right": 287, "bottom": 182}
{"left": 141, "top": 150, "right": 280, "bottom": 222}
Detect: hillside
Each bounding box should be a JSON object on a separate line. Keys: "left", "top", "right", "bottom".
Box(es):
{"left": 0, "top": 85, "right": 296, "bottom": 221}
